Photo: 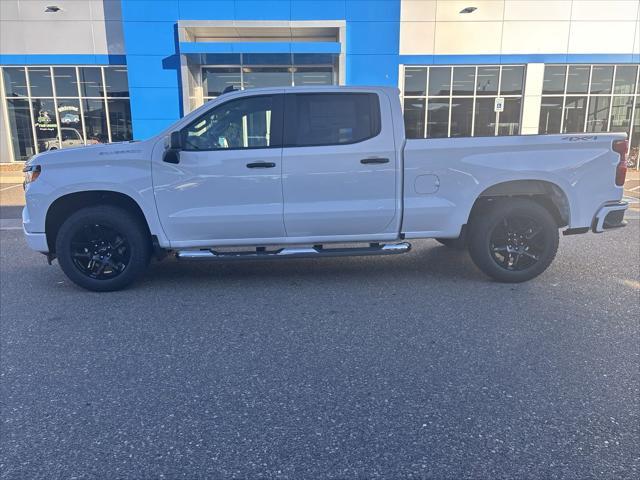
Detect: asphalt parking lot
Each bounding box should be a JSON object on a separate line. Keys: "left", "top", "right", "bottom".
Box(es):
{"left": 1, "top": 183, "right": 639, "bottom": 479}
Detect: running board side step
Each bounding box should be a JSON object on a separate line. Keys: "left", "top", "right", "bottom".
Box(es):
{"left": 176, "top": 242, "right": 411, "bottom": 261}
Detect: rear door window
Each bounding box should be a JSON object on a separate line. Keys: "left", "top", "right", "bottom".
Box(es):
{"left": 284, "top": 93, "right": 381, "bottom": 147}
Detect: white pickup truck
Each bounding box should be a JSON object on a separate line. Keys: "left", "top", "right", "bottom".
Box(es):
{"left": 22, "top": 86, "right": 629, "bottom": 291}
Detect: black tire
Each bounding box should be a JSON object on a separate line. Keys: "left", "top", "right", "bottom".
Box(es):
{"left": 435, "top": 237, "right": 466, "bottom": 250}
{"left": 55, "top": 205, "right": 150, "bottom": 291}
{"left": 467, "top": 198, "right": 559, "bottom": 283}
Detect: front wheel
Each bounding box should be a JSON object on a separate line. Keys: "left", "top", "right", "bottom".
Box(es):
{"left": 467, "top": 198, "right": 559, "bottom": 283}
{"left": 55, "top": 206, "right": 150, "bottom": 291}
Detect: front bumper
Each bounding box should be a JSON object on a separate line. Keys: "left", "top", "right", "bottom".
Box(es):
{"left": 592, "top": 201, "right": 628, "bottom": 233}
{"left": 23, "top": 228, "right": 49, "bottom": 252}
{"left": 22, "top": 206, "right": 48, "bottom": 252}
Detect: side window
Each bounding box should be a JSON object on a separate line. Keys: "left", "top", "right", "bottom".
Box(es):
{"left": 182, "top": 95, "right": 282, "bottom": 151}
{"left": 285, "top": 93, "right": 381, "bottom": 147}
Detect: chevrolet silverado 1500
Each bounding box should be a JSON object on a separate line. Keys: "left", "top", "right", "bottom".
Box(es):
{"left": 22, "top": 86, "right": 629, "bottom": 291}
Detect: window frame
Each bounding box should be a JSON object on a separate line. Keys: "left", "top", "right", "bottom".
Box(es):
{"left": 180, "top": 93, "right": 284, "bottom": 152}
{"left": 282, "top": 92, "right": 382, "bottom": 148}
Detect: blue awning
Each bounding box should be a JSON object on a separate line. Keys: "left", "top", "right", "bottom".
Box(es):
{"left": 179, "top": 41, "right": 341, "bottom": 55}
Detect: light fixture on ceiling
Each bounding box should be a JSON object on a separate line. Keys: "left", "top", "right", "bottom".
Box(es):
{"left": 45, "top": 5, "right": 61, "bottom": 13}
{"left": 459, "top": 6, "right": 477, "bottom": 14}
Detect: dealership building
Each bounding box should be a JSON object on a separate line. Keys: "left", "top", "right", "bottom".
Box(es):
{"left": 1, "top": 0, "right": 639, "bottom": 165}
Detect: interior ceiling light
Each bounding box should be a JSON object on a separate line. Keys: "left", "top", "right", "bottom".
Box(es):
{"left": 460, "top": 6, "right": 477, "bottom": 14}
{"left": 45, "top": 5, "right": 61, "bottom": 12}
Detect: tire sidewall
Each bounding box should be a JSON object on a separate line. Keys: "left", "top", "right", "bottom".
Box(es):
{"left": 468, "top": 199, "right": 559, "bottom": 283}
{"left": 55, "top": 206, "right": 150, "bottom": 291}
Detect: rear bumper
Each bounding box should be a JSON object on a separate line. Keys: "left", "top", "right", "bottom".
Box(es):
{"left": 592, "top": 201, "right": 628, "bottom": 233}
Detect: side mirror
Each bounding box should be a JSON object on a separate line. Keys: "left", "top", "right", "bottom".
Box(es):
{"left": 169, "top": 131, "right": 183, "bottom": 150}
{"left": 164, "top": 131, "right": 182, "bottom": 163}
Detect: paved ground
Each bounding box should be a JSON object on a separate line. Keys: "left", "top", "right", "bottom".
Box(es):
{"left": 1, "top": 185, "right": 639, "bottom": 479}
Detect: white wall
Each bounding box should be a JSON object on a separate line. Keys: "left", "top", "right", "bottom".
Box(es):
{"left": 0, "top": 0, "right": 124, "bottom": 55}
{"left": 400, "top": 0, "right": 640, "bottom": 56}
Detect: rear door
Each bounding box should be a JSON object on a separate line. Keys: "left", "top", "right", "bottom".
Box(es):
{"left": 281, "top": 91, "right": 398, "bottom": 238}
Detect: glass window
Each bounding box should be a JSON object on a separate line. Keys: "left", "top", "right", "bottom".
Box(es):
{"left": 5, "top": 99, "right": 35, "bottom": 160}
{"left": 53, "top": 67, "right": 79, "bottom": 97}
{"left": 401, "top": 64, "right": 525, "bottom": 139}
{"left": 476, "top": 67, "right": 499, "bottom": 95}
{"left": 79, "top": 67, "right": 103, "bottom": 97}
{"left": 242, "top": 67, "right": 291, "bottom": 89}
{"left": 451, "top": 67, "right": 475, "bottom": 96}
{"left": 614, "top": 65, "right": 638, "bottom": 95}
{"left": 107, "top": 99, "right": 133, "bottom": 142}
{"left": 57, "top": 99, "right": 83, "bottom": 148}
{"left": 450, "top": 98, "right": 473, "bottom": 137}
{"left": 562, "top": 96, "right": 587, "bottom": 133}
{"left": 203, "top": 67, "right": 241, "bottom": 97}
{"left": 403, "top": 98, "right": 425, "bottom": 139}
{"left": 426, "top": 99, "right": 449, "bottom": 138}
{"left": 542, "top": 66, "right": 566, "bottom": 95}
{"left": 497, "top": 98, "right": 522, "bottom": 135}
{"left": 566, "top": 66, "right": 590, "bottom": 94}
{"left": 104, "top": 67, "right": 129, "bottom": 97}
{"left": 293, "top": 67, "right": 333, "bottom": 86}
{"left": 32, "top": 98, "right": 59, "bottom": 151}
{"left": 2, "top": 65, "right": 132, "bottom": 161}
{"left": 184, "top": 95, "right": 279, "bottom": 150}
{"left": 404, "top": 67, "right": 427, "bottom": 96}
{"left": 428, "top": 67, "right": 451, "bottom": 96}
{"left": 589, "top": 66, "right": 613, "bottom": 94}
{"left": 287, "top": 93, "right": 380, "bottom": 147}
{"left": 28, "top": 67, "right": 54, "bottom": 97}
{"left": 474, "top": 98, "right": 496, "bottom": 136}
{"left": 83, "top": 99, "right": 109, "bottom": 144}
{"left": 500, "top": 66, "right": 524, "bottom": 95}
{"left": 610, "top": 96, "right": 634, "bottom": 133}
{"left": 539, "top": 97, "right": 563, "bottom": 134}
{"left": 586, "top": 96, "right": 610, "bottom": 132}
{"left": 2, "top": 67, "right": 28, "bottom": 97}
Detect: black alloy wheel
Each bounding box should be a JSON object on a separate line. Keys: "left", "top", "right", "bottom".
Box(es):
{"left": 56, "top": 205, "right": 151, "bottom": 291}
{"left": 488, "top": 215, "right": 544, "bottom": 271}
{"left": 70, "top": 223, "right": 131, "bottom": 280}
{"left": 468, "top": 198, "right": 559, "bottom": 283}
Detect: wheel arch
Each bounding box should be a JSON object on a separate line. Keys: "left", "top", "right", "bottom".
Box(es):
{"left": 468, "top": 179, "right": 571, "bottom": 228}
{"left": 45, "top": 190, "right": 152, "bottom": 253}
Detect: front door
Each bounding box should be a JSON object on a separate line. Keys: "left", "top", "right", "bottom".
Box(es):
{"left": 152, "top": 93, "right": 286, "bottom": 246}
{"left": 281, "top": 91, "right": 398, "bottom": 238}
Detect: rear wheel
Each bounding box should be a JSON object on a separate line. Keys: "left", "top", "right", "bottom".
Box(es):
{"left": 55, "top": 206, "right": 150, "bottom": 291}
{"left": 468, "top": 198, "right": 559, "bottom": 283}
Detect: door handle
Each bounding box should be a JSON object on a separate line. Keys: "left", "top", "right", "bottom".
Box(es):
{"left": 360, "top": 157, "right": 390, "bottom": 164}
{"left": 246, "top": 162, "right": 276, "bottom": 169}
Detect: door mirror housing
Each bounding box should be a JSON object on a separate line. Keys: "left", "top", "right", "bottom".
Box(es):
{"left": 169, "top": 131, "right": 183, "bottom": 150}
